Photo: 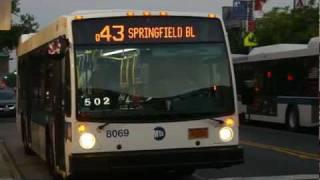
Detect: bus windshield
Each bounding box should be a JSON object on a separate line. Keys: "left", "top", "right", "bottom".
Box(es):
{"left": 75, "top": 43, "right": 235, "bottom": 121}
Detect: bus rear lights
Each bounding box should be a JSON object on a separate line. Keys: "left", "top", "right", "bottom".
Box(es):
{"left": 219, "top": 127, "right": 234, "bottom": 142}
{"left": 287, "top": 73, "right": 294, "bottom": 81}
{"left": 224, "top": 118, "right": 235, "bottom": 127}
{"left": 79, "top": 132, "right": 96, "bottom": 150}
{"left": 266, "top": 71, "right": 272, "bottom": 78}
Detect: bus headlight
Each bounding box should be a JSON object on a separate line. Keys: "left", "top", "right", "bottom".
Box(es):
{"left": 79, "top": 132, "right": 96, "bottom": 150}
{"left": 219, "top": 127, "right": 234, "bottom": 142}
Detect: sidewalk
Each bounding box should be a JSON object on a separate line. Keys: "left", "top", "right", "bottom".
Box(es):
{"left": 0, "top": 139, "right": 15, "bottom": 180}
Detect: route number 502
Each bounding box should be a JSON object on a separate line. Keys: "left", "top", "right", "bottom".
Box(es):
{"left": 84, "top": 97, "right": 111, "bottom": 107}
{"left": 95, "top": 25, "right": 125, "bottom": 42}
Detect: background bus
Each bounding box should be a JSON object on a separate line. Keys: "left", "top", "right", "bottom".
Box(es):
{"left": 16, "top": 10, "right": 243, "bottom": 178}
{"left": 233, "top": 37, "right": 319, "bottom": 131}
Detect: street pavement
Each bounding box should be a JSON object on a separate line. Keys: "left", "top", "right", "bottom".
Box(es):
{"left": 0, "top": 139, "right": 12, "bottom": 179}
{"left": 0, "top": 117, "right": 318, "bottom": 180}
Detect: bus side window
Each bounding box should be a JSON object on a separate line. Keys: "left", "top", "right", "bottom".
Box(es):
{"left": 64, "top": 51, "right": 71, "bottom": 117}
{"left": 242, "top": 80, "right": 255, "bottom": 105}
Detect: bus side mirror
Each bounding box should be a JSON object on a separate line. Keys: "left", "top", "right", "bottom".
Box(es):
{"left": 47, "top": 36, "right": 69, "bottom": 60}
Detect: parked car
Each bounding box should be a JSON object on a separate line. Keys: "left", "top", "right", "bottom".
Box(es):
{"left": 0, "top": 88, "right": 16, "bottom": 116}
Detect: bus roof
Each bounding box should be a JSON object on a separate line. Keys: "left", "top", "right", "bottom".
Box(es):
{"left": 17, "top": 9, "right": 222, "bottom": 57}
{"left": 233, "top": 37, "right": 319, "bottom": 64}
{"left": 70, "top": 9, "right": 221, "bottom": 19}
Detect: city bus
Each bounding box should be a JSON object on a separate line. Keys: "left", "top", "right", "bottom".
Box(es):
{"left": 16, "top": 10, "right": 243, "bottom": 178}
{"left": 233, "top": 37, "right": 319, "bottom": 131}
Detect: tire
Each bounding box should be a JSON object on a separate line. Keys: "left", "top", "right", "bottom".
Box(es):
{"left": 286, "top": 108, "right": 300, "bottom": 131}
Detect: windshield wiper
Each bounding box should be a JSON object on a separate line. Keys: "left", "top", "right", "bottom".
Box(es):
{"left": 210, "top": 118, "right": 224, "bottom": 124}
{"left": 98, "top": 122, "right": 110, "bottom": 130}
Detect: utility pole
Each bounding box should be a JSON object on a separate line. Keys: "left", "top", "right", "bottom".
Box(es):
{"left": 0, "top": 0, "right": 12, "bottom": 30}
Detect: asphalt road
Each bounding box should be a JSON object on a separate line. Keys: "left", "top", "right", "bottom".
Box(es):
{"left": 0, "top": 117, "right": 318, "bottom": 180}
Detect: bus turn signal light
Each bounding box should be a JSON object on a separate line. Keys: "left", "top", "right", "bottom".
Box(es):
{"left": 78, "top": 124, "right": 86, "bottom": 133}
{"left": 225, "top": 118, "right": 235, "bottom": 127}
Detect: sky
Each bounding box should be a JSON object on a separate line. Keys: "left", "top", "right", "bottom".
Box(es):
{"left": 9, "top": 0, "right": 295, "bottom": 72}
{"left": 19, "top": 0, "right": 294, "bottom": 28}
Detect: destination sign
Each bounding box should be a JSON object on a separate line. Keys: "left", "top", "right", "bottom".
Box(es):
{"left": 73, "top": 16, "right": 224, "bottom": 45}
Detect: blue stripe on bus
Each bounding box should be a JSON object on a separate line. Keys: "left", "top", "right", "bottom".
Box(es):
{"left": 277, "top": 97, "right": 319, "bottom": 105}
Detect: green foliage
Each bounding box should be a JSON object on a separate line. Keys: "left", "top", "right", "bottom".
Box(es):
{"left": 227, "top": 28, "right": 249, "bottom": 54}
{"left": 12, "top": 0, "right": 20, "bottom": 15}
{"left": 0, "top": 0, "right": 39, "bottom": 49}
{"left": 255, "top": 6, "right": 319, "bottom": 46}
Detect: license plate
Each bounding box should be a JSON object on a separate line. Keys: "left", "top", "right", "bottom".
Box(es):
{"left": 188, "top": 128, "right": 209, "bottom": 139}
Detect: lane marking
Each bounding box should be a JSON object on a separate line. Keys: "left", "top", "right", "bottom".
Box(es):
{"left": 0, "top": 140, "right": 23, "bottom": 180}
{"left": 209, "top": 174, "right": 318, "bottom": 180}
{"left": 240, "top": 140, "right": 320, "bottom": 161}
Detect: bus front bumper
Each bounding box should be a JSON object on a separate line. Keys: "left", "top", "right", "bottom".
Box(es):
{"left": 69, "top": 145, "right": 243, "bottom": 175}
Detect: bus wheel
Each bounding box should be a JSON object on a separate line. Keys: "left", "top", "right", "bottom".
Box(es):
{"left": 286, "top": 108, "right": 299, "bottom": 131}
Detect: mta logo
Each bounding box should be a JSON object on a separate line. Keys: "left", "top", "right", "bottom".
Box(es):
{"left": 154, "top": 127, "right": 166, "bottom": 141}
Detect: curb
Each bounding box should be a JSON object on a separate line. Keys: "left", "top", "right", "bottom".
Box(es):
{"left": 0, "top": 139, "right": 23, "bottom": 180}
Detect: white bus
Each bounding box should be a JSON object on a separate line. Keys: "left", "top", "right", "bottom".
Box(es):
{"left": 233, "top": 37, "right": 319, "bottom": 131}
{"left": 16, "top": 10, "right": 243, "bottom": 178}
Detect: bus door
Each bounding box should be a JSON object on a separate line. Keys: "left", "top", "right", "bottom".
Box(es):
{"left": 45, "top": 55, "right": 65, "bottom": 170}
{"left": 256, "top": 69, "right": 277, "bottom": 116}
{"left": 243, "top": 63, "right": 277, "bottom": 116}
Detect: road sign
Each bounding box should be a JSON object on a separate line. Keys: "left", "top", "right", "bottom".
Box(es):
{"left": 244, "top": 32, "right": 258, "bottom": 47}
{"left": 0, "top": 0, "right": 11, "bottom": 30}
{"left": 232, "top": 0, "right": 250, "bottom": 20}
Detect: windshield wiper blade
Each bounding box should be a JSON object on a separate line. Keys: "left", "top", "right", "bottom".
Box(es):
{"left": 210, "top": 118, "right": 224, "bottom": 124}
{"left": 98, "top": 122, "right": 109, "bottom": 130}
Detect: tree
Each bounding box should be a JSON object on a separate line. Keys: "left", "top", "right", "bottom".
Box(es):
{"left": 227, "top": 28, "right": 249, "bottom": 54}
{"left": 255, "top": 5, "right": 318, "bottom": 46}
{"left": 0, "top": 0, "right": 39, "bottom": 49}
